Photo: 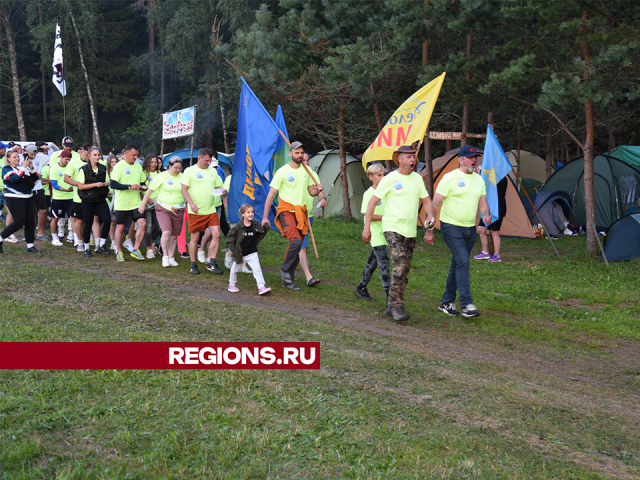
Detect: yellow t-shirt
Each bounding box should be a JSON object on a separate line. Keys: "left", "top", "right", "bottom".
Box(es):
{"left": 41, "top": 165, "right": 50, "bottom": 196}
{"left": 361, "top": 186, "right": 386, "bottom": 247}
{"left": 49, "top": 161, "right": 74, "bottom": 200}
{"left": 150, "top": 171, "right": 185, "bottom": 207}
{"left": 110, "top": 160, "right": 146, "bottom": 211}
{"left": 181, "top": 165, "right": 222, "bottom": 215}
{"left": 374, "top": 170, "right": 428, "bottom": 238}
{"left": 64, "top": 157, "right": 88, "bottom": 203}
{"left": 270, "top": 163, "right": 315, "bottom": 209}
{"left": 436, "top": 170, "right": 486, "bottom": 227}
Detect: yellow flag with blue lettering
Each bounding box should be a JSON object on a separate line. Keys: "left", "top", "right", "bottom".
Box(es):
{"left": 362, "top": 72, "right": 446, "bottom": 171}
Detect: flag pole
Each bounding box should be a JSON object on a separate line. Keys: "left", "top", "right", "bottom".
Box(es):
{"left": 62, "top": 93, "right": 67, "bottom": 137}
{"left": 278, "top": 129, "right": 319, "bottom": 259}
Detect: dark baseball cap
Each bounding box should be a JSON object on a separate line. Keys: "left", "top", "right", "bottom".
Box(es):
{"left": 62, "top": 136, "right": 74, "bottom": 147}
{"left": 458, "top": 145, "right": 483, "bottom": 158}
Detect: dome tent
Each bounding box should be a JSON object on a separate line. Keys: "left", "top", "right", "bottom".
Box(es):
{"left": 603, "top": 213, "right": 640, "bottom": 261}
{"left": 308, "top": 150, "right": 372, "bottom": 220}
{"left": 539, "top": 155, "right": 640, "bottom": 230}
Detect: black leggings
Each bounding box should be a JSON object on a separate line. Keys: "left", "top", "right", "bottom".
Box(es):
{"left": 81, "top": 200, "right": 110, "bottom": 244}
{"left": 1, "top": 196, "right": 36, "bottom": 243}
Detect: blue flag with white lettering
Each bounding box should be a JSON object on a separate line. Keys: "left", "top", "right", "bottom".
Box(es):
{"left": 228, "top": 78, "right": 281, "bottom": 225}
{"left": 481, "top": 124, "right": 513, "bottom": 223}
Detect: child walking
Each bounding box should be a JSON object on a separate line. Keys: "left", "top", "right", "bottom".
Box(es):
{"left": 355, "top": 163, "right": 391, "bottom": 304}
{"left": 226, "top": 204, "right": 271, "bottom": 295}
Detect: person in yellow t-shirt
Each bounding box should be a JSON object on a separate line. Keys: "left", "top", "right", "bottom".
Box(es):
{"left": 430, "top": 145, "right": 491, "bottom": 319}
{"left": 363, "top": 145, "right": 435, "bottom": 323}
{"left": 263, "top": 141, "right": 325, "bottom": 290}
{"left": 298, "top": 152, "right": 327, "bottom": 287}
{"left": 355, "top": 163, "right": 390, "bottom": 304}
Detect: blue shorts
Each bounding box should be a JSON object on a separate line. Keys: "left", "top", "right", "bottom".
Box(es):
{"left": 50, "top": 199, "right": 73, "bottom": 219}
{"left": 301, "top": 216, "right": 314, "bottom": 249}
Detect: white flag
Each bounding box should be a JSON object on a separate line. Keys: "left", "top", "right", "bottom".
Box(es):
{"left": 52, "top": 22, "right": 67, "bottom": 96}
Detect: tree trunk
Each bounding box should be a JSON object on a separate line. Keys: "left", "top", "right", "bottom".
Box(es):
{"left": 148, "top": 0, "right": 155, "bottom": 87}
{"left": 580, "top": 10, "right": 597, "bottom": 254}
{"left": 38, "top": 2, "right": 47, "bottom": 128}
{"left": 461, "top": 32, "right": 473, "bottom": 147}
{"left": 160, "top": 46, "right": 165, "bottom": 111}
{"left": 205, "top": 93, "right": 213, "bottom": 149}
{"left": 65, "top": 0, "right": 100, "bottom": 149}
{"left": 516, "top": 109, "right": 521, "bottom": 178}
{"left": 369, "top": 83, "right": 388, "bottom": 172}
{"left": 0, "top": 8, "right": 26, "bottom": 140}
{"left": 424, "top": 133, "right": 433, "bottom": 197}
{"left": 337, "top": 99, "right": 352, "bottom": 218}
{"left": 564, "top": 132, "right": 570, "bottom": 164}
{"left": 217, "top": 64, "right": 230, "bottom": 154}
{"left": 545, "top": 113, "right": 552, "bottom": 179}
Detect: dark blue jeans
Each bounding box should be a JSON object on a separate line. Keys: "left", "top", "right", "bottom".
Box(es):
{"left": 440, "top": 222, "right": 477, "bottom": 307}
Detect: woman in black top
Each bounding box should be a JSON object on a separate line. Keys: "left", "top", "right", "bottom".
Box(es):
{"left": 77, "top": 147, "right": 111, "bottom": 257}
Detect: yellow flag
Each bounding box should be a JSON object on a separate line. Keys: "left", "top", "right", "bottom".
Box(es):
{"left": 362, "top": 72, "right": 446, "bottom": 171}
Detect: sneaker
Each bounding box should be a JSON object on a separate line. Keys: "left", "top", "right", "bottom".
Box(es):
{"left": 206, "top": 260, "right": 223, "bottom": 274}
{"left": 489, "top": 254, "right": 501, "bottom": 263}
{"left": 258, "top": 286, "right": 272, "bottom": 295}
{"left": 228, "top": 284, "right": 240, "bottom": 293}
{"left": 123, "top": 238, "right": 134, "bottom": 252}
{"left": 197, "top": 250, "right": 206, "bottom": 263}
{"left": 5, "top": 235, "right": 18, "bottom": 244}
{"left": 83, "top": 249, "right": 93, "bottom": 258}
{"left": 146, "top": 249, "right": 156, "bottom": 259}
{"left": 66, "top": 234, "right": 74, "bottom": 243}
{"left": 76, "top": 244, "right": 84, "bottom": 252}
{"left": 116, "top": 251, "right": 125, "bottom": 262}
{"left": 25, "top": 246, "right": 40, "bottom": 254}
{"left": 438, "top": 302, "right": 460, "bottom": 316}
{"left": 162, "top": 256, "right": 170, "bottom": 268}
{"left": 190, "top": 265, "right": 201, "bottom": 275}
{"left": 51, "top": 239, "right": 63, "bottom": 247}
{"left": 241, "top": 264, "right": 252, "bottom": 274}
{"left": 473, "top": 251, "right": 491, "bottom": 260}
{"left": 130, "top": 249, "right": 145, "bottom": 260}
{"left": 282, "top": 282, "right": 301, "bottom": 291}
{"left": 180, "top": 252, "right": 190, "bottom": 259}
{"left": 461, "top": 304, "right": 480, "bottom": 318}
{"left": 96, "top": 246, "right": 111, "bottom": 256}
{"left": 168, "top": 257, "right": 179, "bottom": 267}
{"left": 224, "top": 251, "right": 234, "bottom": 269}
{"left": 36, "top": 235, "right": 48, "bottom": 241}
{"left": 354, "top": 284, "right": 372, "bottom": 301}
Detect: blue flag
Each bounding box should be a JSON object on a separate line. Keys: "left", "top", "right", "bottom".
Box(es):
{"left": 481, "top": 124, "right": 513, "bottom": 223}
{"left": 273, "top": 105, "right": 289, "bottom": 173}
{"left": 228, "top": 78, "right": 281, "bottom": 225}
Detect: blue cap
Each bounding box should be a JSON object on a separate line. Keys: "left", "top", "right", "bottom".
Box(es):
{"left": 0, "top": 142, "right": 8, "bottom": 149}
{"left": 459, "top": 145, "right": 483, "bottom": 158}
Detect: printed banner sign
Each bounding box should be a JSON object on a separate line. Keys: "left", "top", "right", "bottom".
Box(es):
{"left": 0, "top": 342, "right": 320, "bottom": 370}
{"left": 162, "top": 106, "right": 196, "bottom": 139}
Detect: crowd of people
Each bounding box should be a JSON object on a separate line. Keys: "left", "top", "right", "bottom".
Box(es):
{"left": 1, "top": 137, "right": 502, "bottom": 319}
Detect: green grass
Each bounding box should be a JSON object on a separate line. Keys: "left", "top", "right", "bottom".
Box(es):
{"left": 0, "top": 218, "right": 638, "bottom": 478}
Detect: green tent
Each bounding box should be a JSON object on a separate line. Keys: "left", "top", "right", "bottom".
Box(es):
{"left": 607, "top": 146, "right": 640, "bottom": 168}
{"left": 540, "top": 155, "right": 640, "bottom": 229}
{"left": 308, "top": 150, "right": 372, "bottom": 219}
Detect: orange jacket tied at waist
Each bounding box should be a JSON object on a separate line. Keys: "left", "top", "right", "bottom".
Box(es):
{"left": 275, "top": 200, "right": 309, "bottom": 236}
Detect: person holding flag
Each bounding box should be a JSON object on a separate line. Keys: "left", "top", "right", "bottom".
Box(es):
{"left": 473, "top": 125, "right": 514, "bottom": 264}
{"left": 429, "top": 145, "right": 491, "bottom": 318}
{"left": 262, "top": 141, "right": 324, "bottom": 290}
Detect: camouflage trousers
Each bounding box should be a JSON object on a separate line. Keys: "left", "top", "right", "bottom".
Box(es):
{"left": 383, "top": 231, "right": 416, "bottom": 310}
{"left": 359, "top": 246, "right": 391, "bottom": 291}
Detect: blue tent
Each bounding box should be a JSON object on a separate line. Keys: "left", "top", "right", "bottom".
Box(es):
{"left": 603, "top": 213, "right": 640, "bottom": 261}
{"left": 162, "top": 149, "right": 233, "bottom": 169}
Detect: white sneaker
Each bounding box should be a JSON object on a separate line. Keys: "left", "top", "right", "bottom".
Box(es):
{"left": 146, "top": 249, "right": 156, "bottom": 259}
{"left": 168, "top": 257, "right": 179, "bottom": 267}
{"left": 224, "top": 251, "right": 234, "bottom": 269}
{"left": 66, "top": 234, "right": 74, "bottom": 243}
{"left": 197, "top": 250, "right": 206, "bottom": 263}
{"left": 123, "top": 238, "right": 134, "bottom": 252}
{"left": 77, "top": 244, "right": 84, "bottom": 252}
{"left": 162, "top": 256, "right": 170, "bottom": 268}
{"left": 5, "top": 235, "right": 18, "bottom": 244}
{"left": 241, "top": 265, "right": 252, "bottom": 274}
{"left": 51, "top": 239, "right": 63, "bottom": 247}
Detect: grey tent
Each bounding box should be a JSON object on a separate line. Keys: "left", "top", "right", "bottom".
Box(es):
{"left": 308, "top": 150, "right": 372, "bottom": 219}
{"left": 539, "top": 155, "right": 640, "bottom": 229}
{"left": 534, "top": 191, "right": 581, "bottom": 236}
{"left": 603, "top": 213, "right": 640, "bottom": 261}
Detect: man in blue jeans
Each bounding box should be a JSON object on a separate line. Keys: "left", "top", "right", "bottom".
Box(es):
{"left": 426, "top": 145, "right": 491, "bottom": 318}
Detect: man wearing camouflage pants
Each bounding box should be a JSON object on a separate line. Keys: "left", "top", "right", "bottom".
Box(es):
{"left": 362, "top": 145, "right": 435, "bottom": 322}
